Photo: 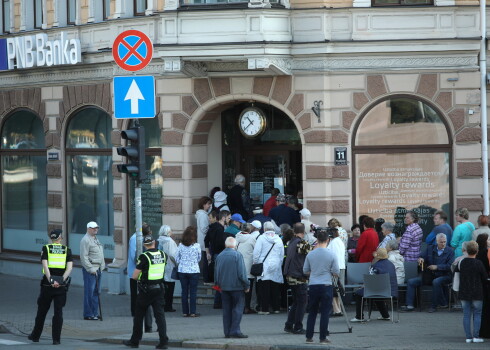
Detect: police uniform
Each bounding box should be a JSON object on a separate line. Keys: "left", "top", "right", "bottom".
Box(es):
{"left": 29, "top": 230, "right": 72, "bottom": 345}
{"left": 125, "top": 238, "right": 169, "bottom": 349}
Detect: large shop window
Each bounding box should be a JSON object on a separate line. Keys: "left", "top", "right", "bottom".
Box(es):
{"left": 66, "top": 107, "right": 114, "bottom": 258}
{"left": 354, "top": 97, "right": 451, "bottom": 237}
{"left": 1, "top": 110, "right": 47, "bottom": 253}
{"left": 127, "top": 118, "right": 163, "bottom": 234}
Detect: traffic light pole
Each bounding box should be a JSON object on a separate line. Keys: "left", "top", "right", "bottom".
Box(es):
{"left": 135, "top": 183, "right": 143, "bottom": 257}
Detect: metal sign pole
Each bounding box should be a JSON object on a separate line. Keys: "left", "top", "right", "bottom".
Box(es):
{"left": 135, "top": 183, "right": 143, "bottom": 257}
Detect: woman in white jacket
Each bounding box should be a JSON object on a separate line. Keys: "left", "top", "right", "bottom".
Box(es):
{"left": 195, "top": 196, "right": 212, "bottom": 284}
{"left": 327, "top": 227, "right": 346, "bottom": 316}
{"left": 236, "top": 223, "right": 257, "bottom": 314}
{"left": 253, "top": 221, "right": 284, "bottom": 315}
{"left": 157, "top": 225, "right": 178, "bottom": 312}
{"left": 386, "top": 240, "right": 405, "bottom": 285}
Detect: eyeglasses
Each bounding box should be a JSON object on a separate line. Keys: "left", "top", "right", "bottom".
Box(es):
{"left": 89, "top": 227, "right": 99, "bottom": 229}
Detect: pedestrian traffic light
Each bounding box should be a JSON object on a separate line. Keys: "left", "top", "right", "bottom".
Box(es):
{"left": 117, "top": 126, "right": 146, "bottom": 182}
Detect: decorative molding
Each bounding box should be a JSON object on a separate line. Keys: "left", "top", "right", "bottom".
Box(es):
{"left": 249, "top": 58, "right": 292, "bottom": 75}
{"left": 182, "top": 61, "right": 208, "bottom": 77}
{"left": 206, "top": 61, "right": 249, "bottom": 72}
{"left": 248, "top": 0, "right": 272, "bottom": 8}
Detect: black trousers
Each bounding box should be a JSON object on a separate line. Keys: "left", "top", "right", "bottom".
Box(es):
{"left": 30, "top": 285, "right": 67, "bottom": 342}
{"left": 130, "top": 278, "right": 153, "bottom": 330}
{"left": 163, "top": 282, "right": 175, "bottom": 311}
{"left": 257, "top": 280, "right": 281, "bottom": 312}
{"left": 130, "top": 284, "right": 168, "bottom": 346}
{"left": 354, "top": 293, "right": 390, "bottom": 319}
{"left": 285, "top": 283, "right": 308, "bottom": 331}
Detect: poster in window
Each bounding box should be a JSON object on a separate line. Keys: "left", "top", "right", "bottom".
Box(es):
{"left": 250, "top": 182, "right": 264, "bottom": 205}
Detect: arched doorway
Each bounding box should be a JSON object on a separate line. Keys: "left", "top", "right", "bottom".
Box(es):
{"left": 353, "top": 96, "right": 452, "bottom": 237}
{"left": 221, "top": 102, "right": 302, "bottom": 207}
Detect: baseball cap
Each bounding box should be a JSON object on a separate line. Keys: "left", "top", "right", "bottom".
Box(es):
{"left": 230, "top": 213, "right": 246, "bottom": 223}
{"left": 276, "top": 194, "right": 286, "bottom": 203}
{"left": 87, "top": 221, "right": 99, "bottom": 229}
{"left": 50, "top": 229, "right": 62, "bottom": 240}
{"left": 252, "top": 206, "right": 263, "bottom": 214}
{"left": 143, "top": 235, "right": 155, "bottom": 244}
{"left": 251, "top": 220, "right": 262, "bottom": 229}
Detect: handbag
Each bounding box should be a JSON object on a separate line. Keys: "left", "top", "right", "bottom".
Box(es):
{"left": 452, "top": 259, "right": 464, "bottom": 292}
{"left": 250, "top": 243, "right": 275, "bottom": 277}
{"left": 171, "top": 266, "right": 179, "bottom": 280}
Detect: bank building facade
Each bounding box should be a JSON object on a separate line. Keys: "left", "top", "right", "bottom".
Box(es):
{"left": 0, "top": 0, "right": 486, "bottom": 292}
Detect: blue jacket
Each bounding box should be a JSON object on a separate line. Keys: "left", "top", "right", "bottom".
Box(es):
{"left": 425, "top": 223, "right": 453, "bottom": 246}
{"left": 269, "top": 204, "right": 300, "bottom": 227}
{"left": 357, "top": 259, "right": 398, "bottom": 298}
{"left": 214, "top": 248, "right": 250, "bottom": 291}
{"left": 420, "top": 245, "right": 454, "bottom": 278}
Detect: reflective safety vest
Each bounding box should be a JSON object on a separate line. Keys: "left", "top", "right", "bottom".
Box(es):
{"left": 43, "top": 244, "right": 67, "bottom": 273}
{"left": 139, "top": 250, "right": 166, "bottom": 281}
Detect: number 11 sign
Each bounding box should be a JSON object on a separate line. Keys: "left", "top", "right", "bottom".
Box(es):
{"left": 335, "top": 147, "right": 347, "bottom": 165}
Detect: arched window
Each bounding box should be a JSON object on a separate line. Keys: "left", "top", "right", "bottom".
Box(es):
{"left": 66, "top": 107, "right": 114, "bottom": 258}
{"left": 128, "top": 118, "right": 162, "bottom": 233}
{"left": 1, "top": 109, "right": 47, "bottom": 252}
{"left": 353, "top": 96, "right": 451, "bottom": 236}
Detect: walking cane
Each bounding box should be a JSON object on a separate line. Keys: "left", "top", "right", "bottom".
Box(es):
{"left": 95, "top": 271, "right": 103, "bottom": 321}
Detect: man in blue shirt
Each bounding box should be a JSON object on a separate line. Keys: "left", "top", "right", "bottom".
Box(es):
{"left": 425, "top": 210, "right": 453, "bottom": 246}
{"left": 214, "top": 237, "right": 250, "bottom": 339}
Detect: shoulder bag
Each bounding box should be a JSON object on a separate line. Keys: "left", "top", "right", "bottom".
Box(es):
{"left": 250, "top": 243, "right": 276, "bottom": 277}
{"left": 452, "top": 258, "right": 464, "bottom": 292}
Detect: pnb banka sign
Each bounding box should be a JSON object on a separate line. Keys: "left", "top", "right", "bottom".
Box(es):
{"left": 0, "top": 32, "right": 81, "bottom": 70}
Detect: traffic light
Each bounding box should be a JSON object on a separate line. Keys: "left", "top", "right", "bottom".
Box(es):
{"left": 117, "top": 126, "right": 146, "bottom": 182}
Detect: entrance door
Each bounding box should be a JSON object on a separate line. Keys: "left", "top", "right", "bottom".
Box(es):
{"left": 243, "top": 151, "right": 289, "bottom": 207}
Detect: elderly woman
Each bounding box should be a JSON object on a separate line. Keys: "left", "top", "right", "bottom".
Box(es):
{"left": 300, "top": 208, "right": 316, "bottom": 244}
{"left": 253, "top": 221, "right": 284, "bottom": 315}
{"left": 378, "top": 222, "right": 396, "bottom": 249}
{"left": 399, "top": 210, "right": 423, "bottom": 262}
{"left": 236, "top": 223, "right": 257, "bottom": 314}
{"left": 328, "top": 218, "right": 348, "bottom": 248}
{"left": 347, "top": 224, "right": 361, "bottom": 262}
{"left": 386, "top": 240, "right": 405, "bottom": 285}
{"left": 157, "top": 225, "right": 178, "bottom": 312}
{"left": 451, "top": 208, "right": 476, "bottom": 258}
{"left": 472, "top": 215, "right": 490, "bottom": 241}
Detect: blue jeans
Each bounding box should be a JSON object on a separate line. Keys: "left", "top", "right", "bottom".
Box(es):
{"left": 179, "top": 273, "right": 199, "bottom": 315}
{"left": 405, "top": 275, "right": 451, "bottom": 308}
{"left": 221, "top": 290, "right": 245, "bottom": 337}
{"left": 461, "top": 300, "right": 483, "bottom": 339}
{"left": 306, "top": 285, "right": 333, "bottom": 341}
{"left": 82, "top": 268, "right": 101, "bottom": 318}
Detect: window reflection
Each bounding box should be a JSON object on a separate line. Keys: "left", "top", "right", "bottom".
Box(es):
{"left": 1, "top": 110, "right": 47, "bottom": 252}
{"left": 66, "top": 107, "right": 113, "bottom": 258}
{"left": 356, "top": 98, "right": 449, "bottom": 146}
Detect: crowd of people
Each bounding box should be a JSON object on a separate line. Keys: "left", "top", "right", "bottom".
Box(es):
{"left": 26, "top": 173, "right": 490, "bottom": 347}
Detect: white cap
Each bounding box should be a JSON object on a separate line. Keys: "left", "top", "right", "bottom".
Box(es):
{"left": 300, "top": 208, "right": 311, "bottom": 218}
{"left": 251, "top": 220, "right": 262, "bottom": 229}
{"left": 87, "top": 221, "right": 99, "bottom": 228}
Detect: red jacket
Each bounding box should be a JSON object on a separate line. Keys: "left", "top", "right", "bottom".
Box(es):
{"left": 263, "top": 196, "right": 277, "bottom": 217}
{"left": 356, "top": 228, "right": 379, "bottom": 263}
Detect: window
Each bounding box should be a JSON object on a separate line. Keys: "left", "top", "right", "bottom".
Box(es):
{"left": 134, "top": 0, "right": 147, "bottom": 15}
{"left": 103, "top": 0, "right": 111, "bottom": 19}
{"left": 353, "top": 96, "right": 451, "bottom": 238}
{"left": 127, "top": 118, "right": 163, "bottom": 232}
{"left": 1, "top": 110, "right": 47, "bottom": 253}
{"left": 180, "top": 0, "right": 279, "bottom": 5}
{"left": 372, "top": 0, "right": 432, "bottom": 6}
{"left": 67, "top": 0, "right": 76, "bottom": 24}
{"left": 2, "top": 0, "right": 10, "bottom": 33}
{"left": 65, "top": 107, "right": 114, "bottom": 258}
{"left": 34, "top": 0, "right": 43, "bottom": 28}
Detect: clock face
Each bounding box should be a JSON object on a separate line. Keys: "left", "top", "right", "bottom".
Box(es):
{"left": 238, "top": 108, "right": 266, "bottom": 138}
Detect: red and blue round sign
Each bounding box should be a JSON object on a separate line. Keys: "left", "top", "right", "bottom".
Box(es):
{"left": 112, "top": 30, "right": 153, "bottom": 72}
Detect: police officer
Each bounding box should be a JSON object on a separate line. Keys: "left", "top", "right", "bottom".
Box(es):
{"left": 28, "top": 229, "right": 73, "bottom": 345}
{"left": 124, "top": 235, "right": 169, "bottom": 349}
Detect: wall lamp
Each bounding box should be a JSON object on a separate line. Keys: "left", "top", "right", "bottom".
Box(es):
{"left": 312, "top": 100, "right": 323, "bottom": 123}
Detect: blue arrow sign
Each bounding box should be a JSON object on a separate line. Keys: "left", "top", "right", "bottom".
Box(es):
{"left": 113, "top": 76, "right": 155, "bottom": 119}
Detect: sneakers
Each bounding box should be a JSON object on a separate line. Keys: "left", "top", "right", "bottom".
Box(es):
{"left": 257, "top": 311, "right": 270, "bottom": 315}
{"left": 350, "top": 317, "right": 365, "bottom": 322}
{"left": 305, "top": 338, "right": 313, "bottom": 343}
{"left": 123, "top": 340, "right": 139, "bottom": 348}
{"left": 273, "top": 310, "right": 281, "bottom": 314}
{"left": 428, "top": 307, "right": 436, "bottom": 313}
{"left": 400, "top": 306, "right": 414, "bottom": 312}
{"left": 466, "top": 339, "right": 473, "bottom": 343}
{"left": 320, "top": 338, "right": 331, "bottom": 344}
{"left": 284, "top": 327, "right": 293, "bottom": 333}
{"left": 293, "top": 329, "right": 306, "bottom": 334}
{"left": 377, "top": 316, "right": 391, "bottom": 321}
{"left": 473, "top": 338, "right": 484, "bottom": 343}
{"left": 437, "top": 304, "right": 449, "bottom": 309}
{"left": 332, "top": 312, "right": 343, "bottom": 317}
{"left": 53, "top": 341, "right": 60, "bottom": 345}
{"left": 84, "top": 316, "right": 99, "bottom": 320}
{"left": 230, "top": 333, "right": 248, "bottom": 338}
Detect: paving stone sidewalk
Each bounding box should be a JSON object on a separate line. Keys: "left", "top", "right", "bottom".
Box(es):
{"left": 1, "top": 274, "right": 487, "bottom": 350}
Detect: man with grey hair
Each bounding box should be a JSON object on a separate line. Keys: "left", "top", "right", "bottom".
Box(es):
{"left": 378, "top": 222, "right": 396, "bottom": 249}
{"left": 269, "top": 194, "right": 300, "bottom": 227}
{"left": 214, "top": 237, "right": 250, "bottom": 338}
{"left": 401, "top": 233, "right": 454, "bottom": 313}
{"left": 228, "top": 174, "right": 252, "bottom": 221}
